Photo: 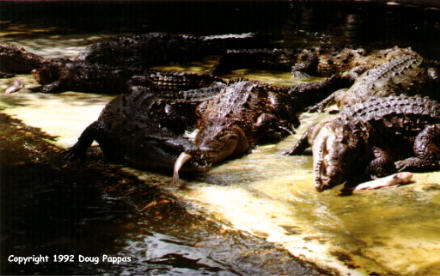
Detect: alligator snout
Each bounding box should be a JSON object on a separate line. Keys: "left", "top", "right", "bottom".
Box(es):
{"left": 312, "top": 122, "right": 348, "bottom": 191}
{"left": 171, "top": 151, "right": 213, "bottom": 186}
{"left": 171, "top": 126, "right": 251, "bottom": 185}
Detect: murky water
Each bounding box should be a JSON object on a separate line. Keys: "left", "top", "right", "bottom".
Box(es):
{"left": 1, "top": 1, "right": 440, "bottom": 275}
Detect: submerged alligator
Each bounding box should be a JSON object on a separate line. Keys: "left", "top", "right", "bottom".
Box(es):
{"left": 310, "top": 49, "right": 440, "bottom": 110}
{"left": 286, "top": 95, "right": 440, "bottom": 192}
{"left": 66, "top": 81, "right": 225, "bottom": 172}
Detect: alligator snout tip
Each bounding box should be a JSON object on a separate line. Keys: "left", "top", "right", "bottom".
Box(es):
{"left": 172, "top": 152, "right": 192, "bottom": 186}
{"left": 314, "top": 183, "right": 326, "bottom": 192}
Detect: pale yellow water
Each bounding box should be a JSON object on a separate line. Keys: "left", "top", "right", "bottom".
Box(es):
{"left": 1, "top": 54, "right": 440, "bottom": 276}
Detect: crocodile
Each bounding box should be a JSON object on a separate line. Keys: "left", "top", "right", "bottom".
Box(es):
{"left": 0, "top": 43, "right": 46, "bottom": 77}
{"left": 32, "top": 59, "right": 143, "bottom": 93}
{"left": 291, "top": 45, "right": 419, "bottom": 78}
{"left": 33, "top": 58, "right": 223, "bottom": 93}
{"left": 172, "top": 80, "right": 300, "bottom": 182}
{"left": 80, "top": 32, "right": 271, "bottom": 68}
{"left": 66, "top": 81, "right": 225, "bottom": 173}
{"left": 309, "top": 49, "right": 440, "bottom": 111}
{"left": 286, "top": 95, "right": 440, "bottom": 192}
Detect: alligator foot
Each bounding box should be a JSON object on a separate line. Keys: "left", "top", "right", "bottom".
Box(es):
{"left": 30, "top": 81, "right": 63, "bottom": 93}
{"left": 65, "top": 121, "right": 100, "bottom": 161}
{"left": 284, "top": 126, "right": 312, "bottom": 155}
{"left": 365, "top": 146, "right": 396, "bottom": 179}
{"left": 395, "top": 124, "right": 440, "bottom": 171}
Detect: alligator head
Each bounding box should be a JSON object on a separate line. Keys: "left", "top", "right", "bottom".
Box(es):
{"left": 312, "top": 119, "right": 361, "bottom": 191}
{"left": 32, "top": 59, "right": 69, "bottom": 84}
{"left": 172, "top": 124, "right": 249, "bottom": 185}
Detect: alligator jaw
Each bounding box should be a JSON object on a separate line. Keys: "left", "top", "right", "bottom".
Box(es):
{"left": 172, "top": 152, "right": 192, "bottom": 186}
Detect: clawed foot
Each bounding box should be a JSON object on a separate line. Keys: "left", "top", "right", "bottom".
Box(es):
{"left": 394, "top": 160, "right": 410, "bottom": 171}
{"left": 395, "top": 158, "right": 439, "bottom": 172}
{"left": 63, "top": 145, "right": 84, "bottom": 162}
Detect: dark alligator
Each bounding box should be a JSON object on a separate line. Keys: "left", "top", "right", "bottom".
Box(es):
{"left": 66, "top": 81, "right": 226, "bottom": 174}
{"left": 310, "top": 48, "right": 440, "bottom": 110}
{"left": 80, "top": 32, "right": 271, "bottom": 68}
{"left": 172, "top": 80, "right": 300, "bottom": 181}
{"left": 32, "top": 59, "right": 142, "bottom": 93}
{"left": 30, "top": 32, "right": 259, "bottom": 93}
{"left": 0, "top": 43, "right": 46, "bottom": 77}
{"left": 286, "top": 95, "right": 440, "bottom": 192}
{"left": 33, "top": 58, "right": 223, "bottom": 93}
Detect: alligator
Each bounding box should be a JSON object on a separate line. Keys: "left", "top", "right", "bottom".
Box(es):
{"left": 66, "top": 81, "right": 225, "bottom": 173}
{"left": 0, "top": 43, "right": 46, "bottom": 77}
{"left": 80, "top": 32, "right": 271, "bottom": 68}
{"left": 33, "top": 58, "right": 223, "bottom": 93}
{"left": 211, "top": 45, "right": 414, "bottom": 79}
{"left": 172, "top": 80, "right": 301, "bottom": 182}
{"left": 286, "top": 95, "right": 440, "bottom": 192}
{"left": 291, "top": 45, "right": 418, "bottom": 78}
{"left": 308, "top": 49, "right": 440, "bottom": 111}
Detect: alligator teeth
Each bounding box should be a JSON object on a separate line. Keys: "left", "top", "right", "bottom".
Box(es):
{"left": 172, "top": 152, "right": 192, "bottom": 186}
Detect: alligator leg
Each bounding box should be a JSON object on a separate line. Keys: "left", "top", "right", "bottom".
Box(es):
{"left": 30, "top": 80, "right": 63, "bottom": 93}
{"left": 395, "top": 124, "right": 440, "bottom": 171}
{"left": 65, "top": 121, "right": 101, "bottom": 160}
{"left": 365, "top": 146, "right": 396, "bottom": 179}
{"left": 284, "top": 126, "right": 312, "bottom": 155}
{"left": 306, "top": 92, "right": 336, "bottom": 112}
{"left": 287, "top": 76, "right": 352, "bottom": 112}
{"left": 306, "top": 88, "right": 347, "bottom": 112}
